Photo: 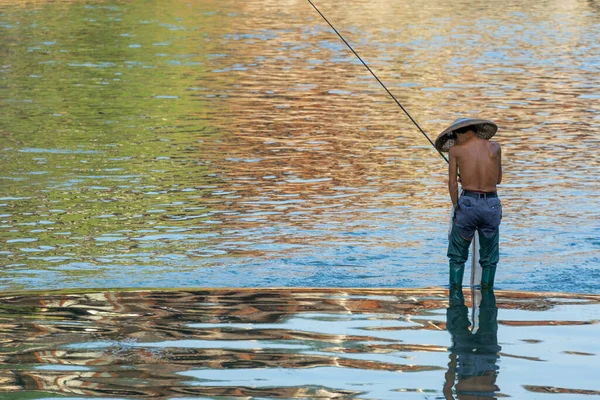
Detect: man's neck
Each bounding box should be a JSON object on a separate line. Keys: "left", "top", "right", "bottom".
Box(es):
{"left": 457, "top": 132, "right": 476, "bottom": 144}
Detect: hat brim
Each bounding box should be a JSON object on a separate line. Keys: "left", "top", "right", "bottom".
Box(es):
{"left": 434, "top": 119, "right": 498, "bottom": 152}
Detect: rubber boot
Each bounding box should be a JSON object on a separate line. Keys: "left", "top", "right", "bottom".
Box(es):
{"left": 478, "top": 228, "right": 499, "bottom": 289}
{"left": 447, "top": 224, "right": 471, "bottom": 288}
{"left": 450, "top": 265, "right": 465, "bottom": 289}
{"left": 481, "top": 267, "right": 497, "bottom": 290}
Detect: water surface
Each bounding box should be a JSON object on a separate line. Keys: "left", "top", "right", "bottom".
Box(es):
{"left": 0, "top": 0, "right": 599, "bottom": 292}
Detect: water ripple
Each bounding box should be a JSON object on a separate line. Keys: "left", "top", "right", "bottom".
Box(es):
{"left": 0, "top": 0, "right": 598, "bottom": 292}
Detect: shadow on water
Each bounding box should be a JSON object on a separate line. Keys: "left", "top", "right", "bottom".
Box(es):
{"left": 0, "top": 287, "right": 598, "bottom": 399}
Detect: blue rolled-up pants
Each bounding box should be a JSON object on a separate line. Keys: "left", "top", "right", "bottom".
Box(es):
{"left": 447, "top": 192, "right": 502, "bottom": 288}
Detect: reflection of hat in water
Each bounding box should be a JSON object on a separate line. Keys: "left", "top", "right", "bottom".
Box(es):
{"left": 435, "top": 118, "right": 498, "bottom": 152}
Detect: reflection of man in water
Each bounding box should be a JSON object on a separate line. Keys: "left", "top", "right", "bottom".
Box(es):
{"left": 443, "top": 288, "right": 501, "bottom": 399}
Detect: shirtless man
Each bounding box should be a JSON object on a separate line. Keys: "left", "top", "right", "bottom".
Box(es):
{"left": 435, "top": 118, "right": 502, "bottom": 289}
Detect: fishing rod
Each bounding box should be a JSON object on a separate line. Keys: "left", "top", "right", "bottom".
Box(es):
{"left": 306, "top": 0, "right": 449, "bottom": 164}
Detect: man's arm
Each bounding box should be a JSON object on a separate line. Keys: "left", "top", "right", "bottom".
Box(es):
{"left": 495, "top": 142, "right": 502, "bottom": 184}
{"left": 448, "top": 148, "right": 459, "bottom": 207}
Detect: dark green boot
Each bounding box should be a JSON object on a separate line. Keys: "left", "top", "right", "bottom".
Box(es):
{"left": 447, "top": 224, "right": 471, "bottom": 288}
{"left": 478, "top": 228, "right": 499, "bottom": 289}
{"left": 449, "top": 265, "right": 465, "bottom": 288}
{"left": 481, "top": 267, "right": 497, "bottom": 289}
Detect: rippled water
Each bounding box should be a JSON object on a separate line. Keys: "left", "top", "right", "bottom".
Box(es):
{"left": 0, "top": 0, "right": 599, "bottom": 292}
{"left": 0, "top": 288, "right": 598, "bottom": 399}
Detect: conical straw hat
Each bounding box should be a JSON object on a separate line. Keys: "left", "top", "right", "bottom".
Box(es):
{"left": 434, "top": 118, "right": 498, "bottom": 152}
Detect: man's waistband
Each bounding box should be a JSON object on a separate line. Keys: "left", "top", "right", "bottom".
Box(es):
{"left": 462, "top": 190, "right": 498, "bottom": 198}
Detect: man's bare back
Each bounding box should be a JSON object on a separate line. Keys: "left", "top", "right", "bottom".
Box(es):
{"left": 448, "top": 131, "right": 502, "bottom": 206}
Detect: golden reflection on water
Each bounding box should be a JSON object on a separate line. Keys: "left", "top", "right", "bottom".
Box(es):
{"left": 0, "top": 288, "right": 598, "bottom": 398}
{"left": 0, "top": 0, "right": 599, "bottom": 290}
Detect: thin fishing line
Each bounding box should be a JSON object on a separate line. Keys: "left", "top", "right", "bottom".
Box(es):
{"left": 306, "top": 0, "right": 449, "bottom": 164}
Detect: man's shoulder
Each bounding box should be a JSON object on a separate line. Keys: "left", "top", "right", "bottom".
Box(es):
{"left": 448, "top": 144, "right": 462, "bottom": 157}
{"left": 489, "top": 140, "right": 501, "bottom": 151}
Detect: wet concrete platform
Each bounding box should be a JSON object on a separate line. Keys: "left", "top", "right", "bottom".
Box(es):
{"left": 0, "top": 287, "right": 598, "bottom": 399}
